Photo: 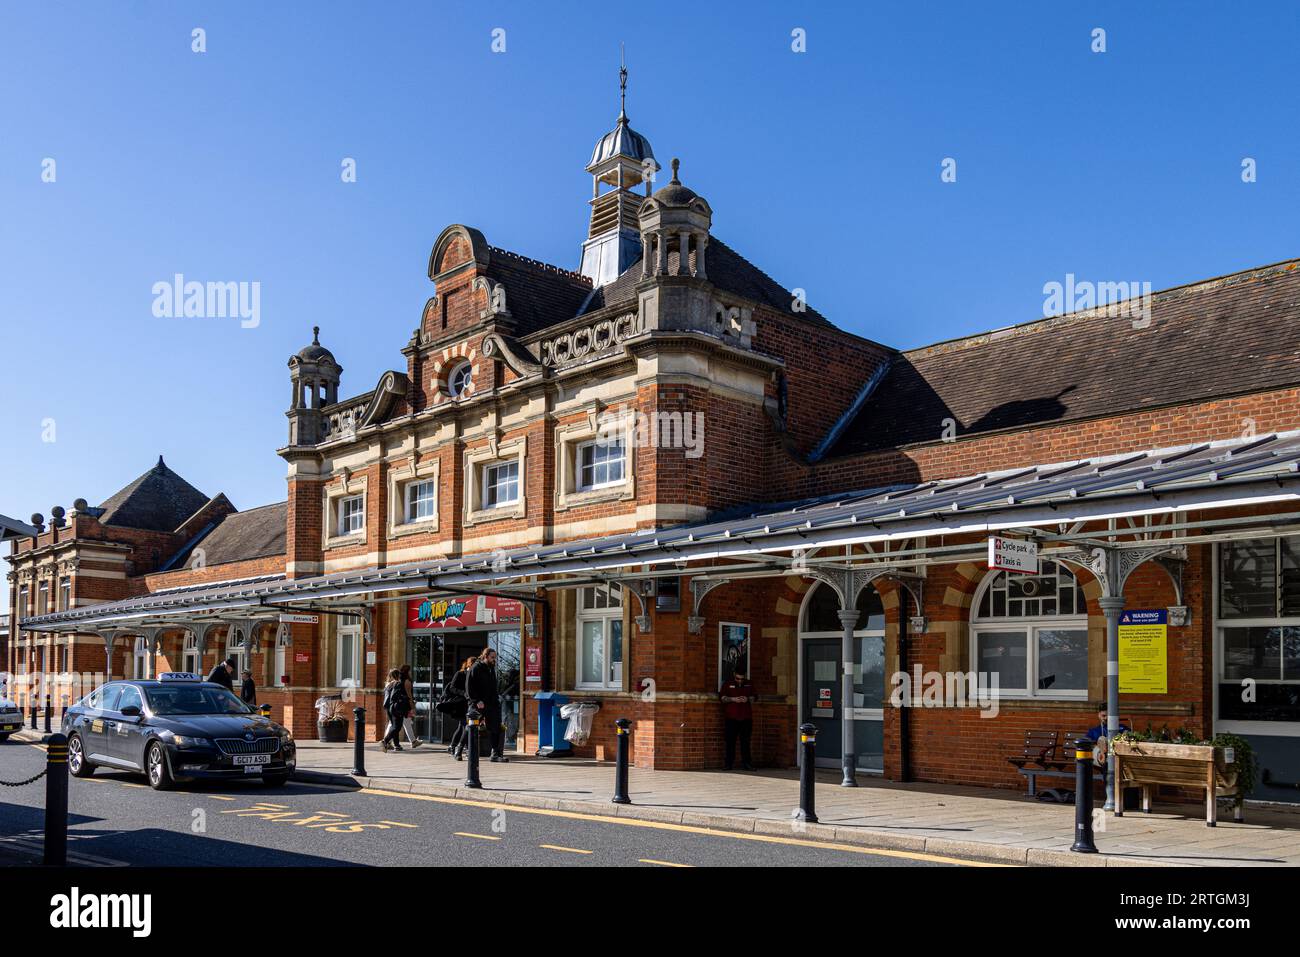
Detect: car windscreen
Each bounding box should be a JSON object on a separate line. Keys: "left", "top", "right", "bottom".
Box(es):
{"left": 144, "top": 685, "right": 252, "bottom": 716}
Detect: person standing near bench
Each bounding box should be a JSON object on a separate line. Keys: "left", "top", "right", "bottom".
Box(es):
{"left": 1087, "top": 707, "right": 1128, "bottom": 766}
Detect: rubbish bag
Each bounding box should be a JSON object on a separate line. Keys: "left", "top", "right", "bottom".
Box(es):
{"left": 560, "top": 701, "right": 601, "bottom": 745}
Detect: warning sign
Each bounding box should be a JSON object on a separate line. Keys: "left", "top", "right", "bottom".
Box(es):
{"left": 1118, "top": 609, "right": 1167, "bottom": 694}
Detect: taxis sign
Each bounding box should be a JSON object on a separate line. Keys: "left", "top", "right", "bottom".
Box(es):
{"left": 988, "top": 536, "right": 1039, "bottom": 574}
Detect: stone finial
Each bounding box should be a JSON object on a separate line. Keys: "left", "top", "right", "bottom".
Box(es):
{"left": 670, "top": 157, "right": 680, "bottom": 183}
{"left": 72, "top": 498, "right": 88, "bottom": 512}
{"left": 30, "top": 513, "right": 44, "bottom": 530}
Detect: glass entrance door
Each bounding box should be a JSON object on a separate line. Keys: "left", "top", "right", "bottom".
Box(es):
{"left": 801, "top": 634, "right": 885, "bottom": 772}
{"left": 407, "top": 633, "right": 435, "bottom": 742}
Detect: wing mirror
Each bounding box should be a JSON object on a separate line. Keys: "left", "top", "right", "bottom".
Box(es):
{"left": 120, "top": 705, "right": 142, "bottom": 718}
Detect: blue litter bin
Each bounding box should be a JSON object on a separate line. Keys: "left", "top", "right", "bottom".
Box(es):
{"left": 534, "top": 692, "right": 571, "bottom": 757}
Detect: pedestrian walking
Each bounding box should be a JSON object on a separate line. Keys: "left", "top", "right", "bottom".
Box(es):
{"left": 239, "top": 669, "right": 257, "bottom": 706}
{"left": 439, "top": 657, "right": 474, "bottom": 760}
{"left": 467, "top": 647, "right": 508, "bottom": 762}
{"left": 381, "top": 668, "right": 410, "bottom": 752}
{"left": 388, "top": 663, "right": 421, "bottom": 748}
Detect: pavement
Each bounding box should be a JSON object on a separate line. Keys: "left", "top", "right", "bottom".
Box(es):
{"left": 0, "top": 737, "right": 966, "bottom": 867}
{"left": 281, "top": 736, "right": 1300, "bottom": 867}
{"left": 12, "top": 726, "right": 1300, "bottom": 867}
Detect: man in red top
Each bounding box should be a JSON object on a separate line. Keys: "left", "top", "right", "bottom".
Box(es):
{"left": 719, "top": 671, "right": 756, "bottom": 771}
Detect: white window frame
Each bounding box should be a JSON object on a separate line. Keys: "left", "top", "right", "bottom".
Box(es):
{"left": 1214, "top": 539, "right": 1300, "bottom": 737}
{"left": 336, "top": 619, "right": 362, "bottom": 688}
{"left": 447, "top": 360, "right": 473, "bottom": 399}
{"left": 274, "top": 629, "right": 289, "bottom": 688}
{"left": 388, "top": 458, "right": 441, "bottom": 537}
{"left": 226, "top": 632, "right": 247, "bottom": 677}
{"left": 406, "top": 479, "right": 438, "bottom": 523}
{"left": 133, "top": 636, "right": 149, "bottom": 680}
{"left": 38, "top": 580, "right": 49, "bottom": 615}
{"left": 970, "top": 564, "right": 1089, "bottom": 701}
{"left": 58, "top": 576, "right": 71, "bottom": 612}
{"left": 577, "top": 438, "right": 626, "bottom": 491}
{"left": 338, "top": 494, "right": 365, "bottom": 536}
{"left": 482, "top": 461, "right": 520, "bottom": 509}
{"left": 464, "top": 436, "right": 527, "bottom": 523}
{"left": 182, "top": 634, "right": 200, "bottom": 675}
{"left": 576, "top": 584, "right": 624, "bottom": 691}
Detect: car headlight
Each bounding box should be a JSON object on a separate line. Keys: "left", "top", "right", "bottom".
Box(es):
{"left": 279, "top": 730, "right": 294, "bottom": 743}
{"left": 171, "top": 735, "right": 212, "bottom": 749}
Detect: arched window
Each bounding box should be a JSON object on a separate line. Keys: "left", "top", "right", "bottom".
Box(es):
{"left": 448, "top": 361, "right": 472, "bottom": 399}
{"left": 226, "top": 629, "right": 248, "bottom": 678}
{"left": 182, "top": 634, "right": 200, "bottom": 675}
{"left": 971, "top": 561, "right": 1088, "bottom": 698}
{"left": 802, "top": 582, "right": 886, "bottom": 633}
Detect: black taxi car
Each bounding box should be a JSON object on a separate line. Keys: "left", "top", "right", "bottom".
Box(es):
{"left": 62, "top": 673, "right": 296, "bottom": 789}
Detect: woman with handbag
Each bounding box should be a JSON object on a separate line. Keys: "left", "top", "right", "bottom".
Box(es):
{"left": 381, "top": 669, "right": 410, "bottom": 752}
{"left": 438, "top": 657, "right": 475, "bottom": 760}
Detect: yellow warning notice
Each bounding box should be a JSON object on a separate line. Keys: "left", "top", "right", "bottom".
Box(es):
{"left": 1118, "top": 609, "right": 1167, "bottom": 694}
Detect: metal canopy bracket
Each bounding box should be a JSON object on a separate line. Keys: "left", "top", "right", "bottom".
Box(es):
{"left": 688, "top": 577, "right": 731, "bottom": 634}
{"left": 626, "top": 579, "right": 654, "bottom": 634}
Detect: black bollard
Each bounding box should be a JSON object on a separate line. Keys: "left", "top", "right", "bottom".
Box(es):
{"left": 1071, "top": 737, "right": 1098, "bottom": 853}
{"left": 464, "top": 709, "right": 483, "bottom": 789}
{"left": 43, "top": 694, "right": 52, "bottom": 734}
{"left": 29, "top": 695, "right": 37, "bottom": 730}
{"left": 44, "top": 733, "right": 68, "bottom": 866}
{"left": 794, "top": 723, "right": 818, "bottom": 823}
{"left": 612, "top": 718, "right": 631, "bottom": 804}
{"left": 351, "top": 707, "right": 367, "bottom": 777}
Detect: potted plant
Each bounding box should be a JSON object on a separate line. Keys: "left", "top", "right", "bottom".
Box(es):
{"left": 317, "top": 700, "right": 349, "bottom": 742}
{"left": 1112, "top": 724, "right": 1255, "bottom": 823}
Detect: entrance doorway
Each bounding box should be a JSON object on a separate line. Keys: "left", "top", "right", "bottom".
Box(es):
{"left": 799, "top": 582, "right": 886, "bottom": 772}
{"left": 405, "top": 597, "right": 524, "bottom": 750}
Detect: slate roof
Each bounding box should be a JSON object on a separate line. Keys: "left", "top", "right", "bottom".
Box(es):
{"left": 825, "top": 259, "right": 1300, "bottom": 458}
{"left": 577, "top": 236, "right": 832, "bottom": 325}
{"left": 98, "top": 457, "right": 211, "bottom": 533}
{"left": 176, "top": 501, "right": 288, "bottom": 568}
{"left": 484, "top": 247, "right": 593, "bottom": 338}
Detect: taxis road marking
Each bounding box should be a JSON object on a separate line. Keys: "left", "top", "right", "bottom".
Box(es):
{"left": 640, "top": 859, "right": 692, "bottom": 867}
{"left": 540, "top": 844, "right": 593, "bottom": 855}
{"left": 454, "top": 832, "right": 501, "bottom": 841}
{"left": 352, "top": 786, "right": 1004, "bottom": 867}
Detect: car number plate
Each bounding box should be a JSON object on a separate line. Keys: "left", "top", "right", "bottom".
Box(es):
{"left": 1, "top": 724, "right": 18, "bottom": 732}
{"left": 234, "top": 754, "right": 272, "bottom": 766}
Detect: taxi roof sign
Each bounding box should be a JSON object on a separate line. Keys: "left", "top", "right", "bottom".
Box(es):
{"left": 157, "top": 672, "right": 202, "bottom": 682}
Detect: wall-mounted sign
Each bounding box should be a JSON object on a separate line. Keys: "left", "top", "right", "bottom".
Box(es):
{"left": 279, "top": 613, "right": 319, "bottom": 624}
{"left": 294, "top": 652, "right": 310, "bottom": 664}
{"left": 407, "top": 595, "right": 522, "bottom": 630}
{"left": 1118, "top": 609, "right": 1168, "bottom": 694}
{"left": 718, "top": 622, "right": 751, "bottom": 687}
{"left": 988, "top": 536, "right": 1039, "bottom": 574}
{"left": 525, "top": 646, "right": 542, "bottom": 683}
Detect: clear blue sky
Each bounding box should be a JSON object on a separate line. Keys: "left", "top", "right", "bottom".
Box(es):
{"left": 3, "top": 1, "right": 1298, "bottom": 612}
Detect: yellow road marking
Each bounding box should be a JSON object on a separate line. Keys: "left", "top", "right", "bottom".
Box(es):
{"left": 540, "top": 844, "right": 592, "bottom": 854}
{"left": 379, "top": 821, "right": 419, "bottom": 828}
{"left": 640, "top": 859, "right": 692, "bottom": 867}
{"left": 208, "top": 795, "right": 235, "bottom": 801}
{"left": 119, "top": 782, "right": 147, "bottom": 789}
{"left": 355, "top": 787, "right": 1003, "bottom": 867}
{"left": 454, "top": 832, "right": 501, "bottom": 841}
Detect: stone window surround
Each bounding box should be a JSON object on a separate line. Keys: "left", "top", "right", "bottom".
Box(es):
{"left": 388, "top": 457, "right": 441, "bottom": 538}
{"left": 323, "top": 472, "right": 369, "bottom": 548}
{"left": 554, "top": 412, "right": 636, "bottom": 512}
{"left": 464, "top": 435, "right": 527, "bottom": 526}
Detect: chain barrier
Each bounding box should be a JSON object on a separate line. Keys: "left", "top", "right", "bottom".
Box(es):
{"left": 0, "top": 768, "right": 48, "bottom": 788}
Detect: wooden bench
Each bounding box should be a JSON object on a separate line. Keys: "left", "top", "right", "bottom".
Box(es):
{"left": 1008, "top": 724, "right": 1131, "bottom": 799}
{"left": 1007, "top": 730, "right": 1075, "bottom": 797}
{"left": 1113, "top": 740, "right": 1243, "bottom": 827}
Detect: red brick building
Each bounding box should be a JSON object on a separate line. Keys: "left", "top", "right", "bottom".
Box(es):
{"left": 10, "top": 90, "right": 1300, "bottom": 804}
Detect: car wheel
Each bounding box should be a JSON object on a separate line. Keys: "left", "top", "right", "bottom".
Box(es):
{"left": 0, "top": 733, "right": 9, "bottom": 743}
{"left": 68, "top": 733, "right": 93, "bottom": 777}
{"left": 261, "top": 772, "right": 291, "bottom": 788}
{"left": 146, "top": 741, "right": 174, "bottom": 790}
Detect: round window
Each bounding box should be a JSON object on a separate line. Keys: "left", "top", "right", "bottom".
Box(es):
{"left": 447, "top": 361, "right": 472, "bottom": 399}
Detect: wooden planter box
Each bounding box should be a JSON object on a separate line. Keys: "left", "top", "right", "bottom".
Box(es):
{"left": 1113, "top": 740, "right": 1242, "bottom": 827}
